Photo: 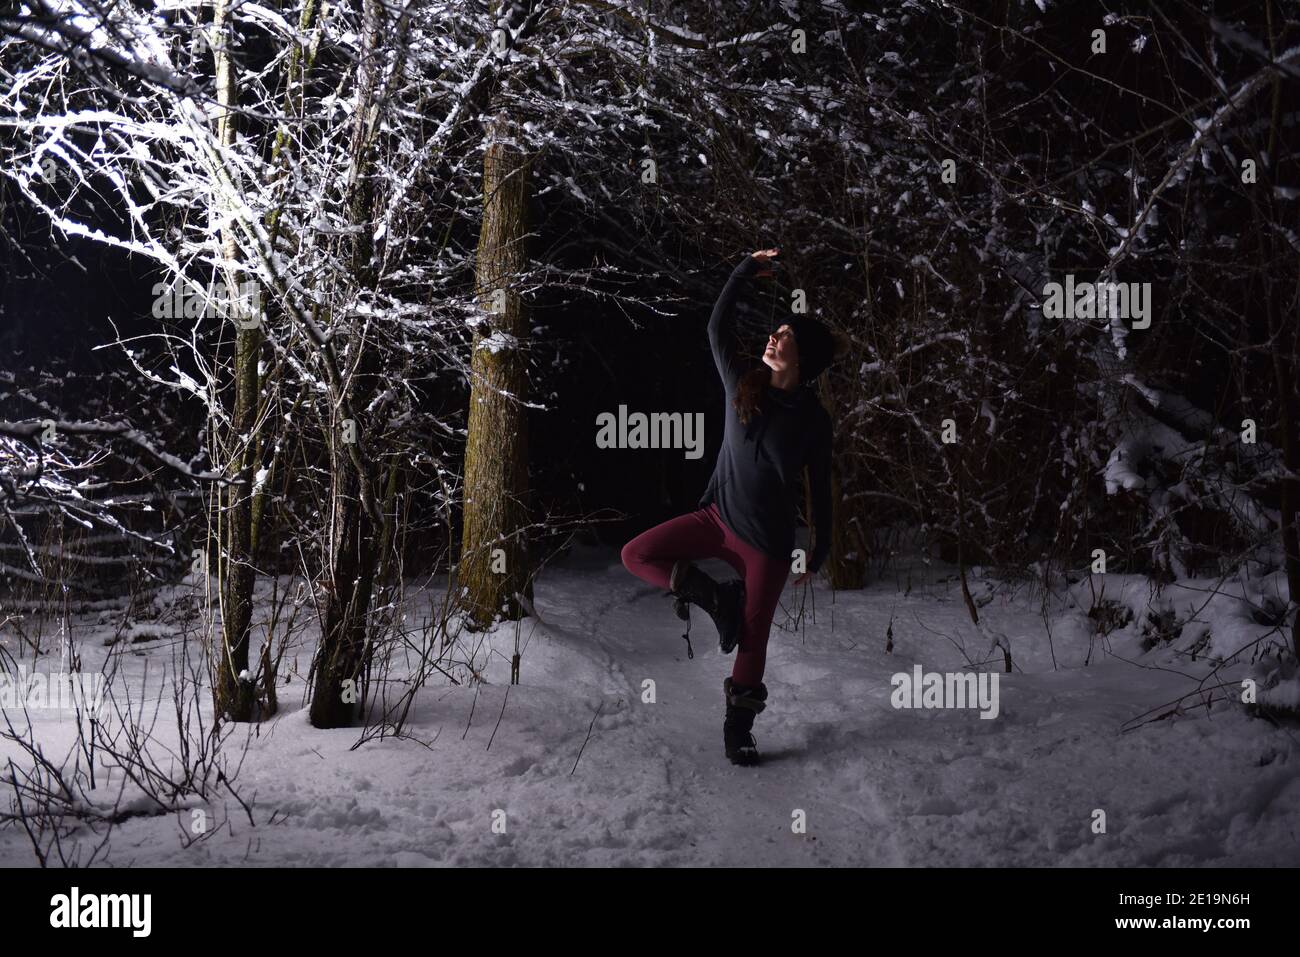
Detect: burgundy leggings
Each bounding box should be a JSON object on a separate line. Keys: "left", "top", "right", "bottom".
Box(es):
{"left": 620, "top": 503, "right": 790, "bottom": 686}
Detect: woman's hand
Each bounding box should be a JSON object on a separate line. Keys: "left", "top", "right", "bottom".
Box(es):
{"left": 750, "top": 247, "right": 780, "bottom": 278}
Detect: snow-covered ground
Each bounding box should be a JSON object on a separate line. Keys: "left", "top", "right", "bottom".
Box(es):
{"left": 2, "top": 545, "right": 1298, "bottom": 867}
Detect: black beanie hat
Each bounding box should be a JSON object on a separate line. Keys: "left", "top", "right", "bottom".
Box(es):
{"left": 786, "top": 316, "right": 836, "bottom": 383}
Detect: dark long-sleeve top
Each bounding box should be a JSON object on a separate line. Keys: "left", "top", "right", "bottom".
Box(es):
{"left": 697, "top": 255, "right": 834, "bottom": 573}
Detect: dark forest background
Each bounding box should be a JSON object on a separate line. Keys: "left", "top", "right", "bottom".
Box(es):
{"left": 2, "top": 0, "right": 1298, "bottom": 726}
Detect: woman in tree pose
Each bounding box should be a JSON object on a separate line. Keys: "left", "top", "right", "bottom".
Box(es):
{"left": 621, "top": 247, "right": 841, "bottom": 766}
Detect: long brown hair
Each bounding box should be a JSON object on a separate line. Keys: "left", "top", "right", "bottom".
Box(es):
{"left": 733, "top": 364, "right": 772, "bottom": 427}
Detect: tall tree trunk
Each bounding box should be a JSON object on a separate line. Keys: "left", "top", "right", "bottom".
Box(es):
{"left": 1264, "top": 220, "right": 1300, "bottom": 659}
{"left": 1263, "top": 1, "right": 1300, "bottom": 658}
{"left": 211, "top": 0, "right": 258, "bottom": 723}
{"left": 459, "top": 101, "right": 534, "bottom": 630}
{"left": 308, "top": 0, "right": 387, "bottom": 728}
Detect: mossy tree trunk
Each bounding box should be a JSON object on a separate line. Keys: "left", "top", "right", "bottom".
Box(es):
{"left": 211, "top": 0, "right": 259, "bottom": 723}
{"left": 458, "top": 101, "right": 535, "bottom": 630}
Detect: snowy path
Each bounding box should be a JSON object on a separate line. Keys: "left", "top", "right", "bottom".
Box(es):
{"left": 2, "top": 547, "right": 1298, "bottom": 866}
{"left": 561, "top": 564, "right": 906, "bottom": 867}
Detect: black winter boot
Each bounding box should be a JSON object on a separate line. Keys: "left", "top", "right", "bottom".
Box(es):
{"left": 723, "top": 676, "right": 768, "bottom": 766}
{"left": 670, "top": 560, "right": 746, "bottom": 654}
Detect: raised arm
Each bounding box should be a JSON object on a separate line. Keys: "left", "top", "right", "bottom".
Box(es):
{"left": 707, "top": 254, "right": 763, "bottom": 395}
{"left": 807, "top": 410, "right": 834, "bottom": 574}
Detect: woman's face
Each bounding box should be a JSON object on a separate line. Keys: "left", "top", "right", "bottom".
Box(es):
{"left": 763, "top": 324, "right": 798, "bottom": 374}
